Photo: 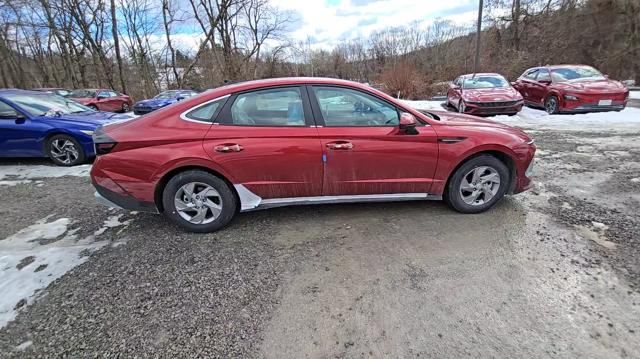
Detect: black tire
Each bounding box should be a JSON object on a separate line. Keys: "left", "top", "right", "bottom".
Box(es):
{"left": 544, "top": 95, "right": 559, "bottom": 114}
{"left": 121, "top": 102, "right": 130, "bottom": 113}
{"left": 46, "top": 134, "right": 86, "bottom": 166}
{"left": 88, "top": 104, "right": 98, "bottom": 111}
{"left": 444, "top": 155, "right": 510, "bottom": 214}
{"left": 162, "top": 170, "right": 237, "bottom": 232}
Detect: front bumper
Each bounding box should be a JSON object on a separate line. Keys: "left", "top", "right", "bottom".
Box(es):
{"left": 465, "top": 101, "right": 523, "bottom": 115}
{"left": 561, "top": 103, "right": 625, "bottom": 113}
{"left": 133, "top": 107, "right": 157, "bottom": 115}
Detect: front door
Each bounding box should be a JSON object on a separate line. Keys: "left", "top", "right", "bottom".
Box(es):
{"left": 202, "top": 86, "right": 323, "bottom": 200}
{"left": 308, "top": 85, "right": 439, "bottom": 196}
{"left": 0, "top": 101, "right": 43, "bottom": 157}
{"left": 529, "top": 69, "right": 551, "bottom": 105}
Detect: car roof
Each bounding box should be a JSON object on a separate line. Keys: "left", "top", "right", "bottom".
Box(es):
{"left": 206, "top": 77, "right": 379, "bottom": 97}
{"left": 0, "top": 89, "right": 50, "bottom": 96}
{"left": 459, "top": 73, "right": 504, "bottom": 78}
{"left": 545, "top": 64, "right": 595, "bottom": 70}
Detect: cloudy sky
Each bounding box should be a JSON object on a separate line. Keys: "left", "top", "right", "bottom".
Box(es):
{"left": 271, "top": 0, "right": 480, "bottom": 49}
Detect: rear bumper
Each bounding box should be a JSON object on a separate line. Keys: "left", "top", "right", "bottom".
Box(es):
{"left": 93, "top": 183, "right": 158, "bottom": 213}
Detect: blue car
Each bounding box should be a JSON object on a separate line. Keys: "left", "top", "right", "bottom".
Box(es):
{"left": 132, "top": 89, "right": 199, "bottom": 115}
{"left": 0, "top": 89, "right": 133, "bottom": 166}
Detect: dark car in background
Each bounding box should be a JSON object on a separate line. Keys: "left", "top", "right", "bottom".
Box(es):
{"left": 32, "top": 88, "right": 72, "bottom": 97}
{"left": 0, "top": 89, "right": 131, "bottom": 166}
{"left": 68, "top": 89, "right": 133, "bottom": 113}
{"left": 447, "top": 73, "right": 524, "bottom": 116}
{"left": 132, "top": 89, "right": 199, "bottom": 115}
{"left": 512, "top": 65, "right": 629, "bottom": 114}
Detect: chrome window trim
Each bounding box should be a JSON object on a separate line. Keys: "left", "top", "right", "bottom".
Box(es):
{"left": 179, "top": 94, "right": 230, "bottom": 124}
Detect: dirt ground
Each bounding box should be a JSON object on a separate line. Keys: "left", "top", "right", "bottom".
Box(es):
{"left": 0, "top": 110, "right": 639, "bottom": 357}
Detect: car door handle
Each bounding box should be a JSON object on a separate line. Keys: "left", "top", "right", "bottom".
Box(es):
{"left": 214, "top": 144, "right": 243, "bottom": 153}
{"left": 326, "top": 141, "right": 353, "bottom": 150}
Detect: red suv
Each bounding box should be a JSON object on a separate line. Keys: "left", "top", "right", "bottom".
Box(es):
{"left": 513, "top": 65, "right": 629, "bottom": 114}
{"left": 91, "top": 78, "right": 535, "bottom": 232}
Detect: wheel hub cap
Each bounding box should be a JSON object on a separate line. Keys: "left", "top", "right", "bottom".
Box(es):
{"left": 50, "top": 139, "right": 79, "bottom": 164}
{"left": 174, "top": 182, "right": 223, "bottom": 224}
{"left": 459, "top": 166, "right": 501, "bottom": 206}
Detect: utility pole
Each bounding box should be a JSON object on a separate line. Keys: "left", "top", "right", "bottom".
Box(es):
{"left": 474, "top": 0, "right": 483, "bottom": 74}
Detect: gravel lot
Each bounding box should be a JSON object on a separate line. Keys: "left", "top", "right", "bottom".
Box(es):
{"left": 0, "top": 107, "right": 639, "bottom": 357}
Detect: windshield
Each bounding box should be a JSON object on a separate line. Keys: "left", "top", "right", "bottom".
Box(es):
{"left": 69, "top": 89, "right": 97, "bottom": 98}
{"left": 551, "top": 67, "right": 605, "bottom": 82}
{"left": 5, "top": 93, "right": 94, "bottom": 116}
{"left": 462, "top": 76, "right": 509, "bottom": 89}
{"left": 154, "top": 91, "right": 180, "bottom": 99}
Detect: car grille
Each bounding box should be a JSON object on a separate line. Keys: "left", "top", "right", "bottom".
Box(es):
{"left": 474, "top": 100, "right": 520, "bottom": 108}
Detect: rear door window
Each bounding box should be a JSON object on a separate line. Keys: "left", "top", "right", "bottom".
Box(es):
{"left": 229, "top": 87, "right": 306, "bottom": 126}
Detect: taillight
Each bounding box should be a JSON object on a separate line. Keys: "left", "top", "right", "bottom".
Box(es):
{"left": 93, "top": 126, "right": 118, "bottom": 155}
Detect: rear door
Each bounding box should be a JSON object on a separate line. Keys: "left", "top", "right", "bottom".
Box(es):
{"left": 308, "top": 85, "right": 438, "bottom": 196}
{"left": 202, "top": 86, "right": 323, "bottom": 200}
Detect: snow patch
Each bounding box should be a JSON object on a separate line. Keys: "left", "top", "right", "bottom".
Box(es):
{"left": 15, "top": 340, "right": 33, "bottom": 351}
{"left": 94, "top": 214, "right": 133, "bottom": 236}
{"left": 0, "top": 180, "right": 34, "bottom": 187}
{"left": 402, "top": 100, "right": 640, "bottom": 132}
{"left": 0, "top": 165, "right": 91, "bottom": 180}
{"left": 0, "top": 217, "right": 107, "bottom": 328}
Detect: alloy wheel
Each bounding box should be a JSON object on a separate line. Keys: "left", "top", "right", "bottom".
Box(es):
{"left": 122, "top": 103, "right": 130, "bottom": 112}
{"left": 545, "top": 97, "right": 557, "bottom": 114}
{"left": 50, "top": 139, "right": 79, "bottom": 165}
{"left": 174, "top": 182, "right": 223, "bottom": 224}
{"left": 459, "top": 166, "right": 501, "bottom": 206}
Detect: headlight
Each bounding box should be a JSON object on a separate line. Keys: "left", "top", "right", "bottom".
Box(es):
{"left": 564, "top": 94, "right": 579, "bottom": 101}
{"left": 79, "top": 130, "right": 94, "bottom": 136}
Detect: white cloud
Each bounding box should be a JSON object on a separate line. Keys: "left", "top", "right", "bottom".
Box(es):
{"left": 272, "top": 0, "right": 479, "bottom": 49}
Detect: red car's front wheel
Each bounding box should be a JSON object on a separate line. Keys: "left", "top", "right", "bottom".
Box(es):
{"left": 544, "top": 95, "right": 560, "bottom": 114}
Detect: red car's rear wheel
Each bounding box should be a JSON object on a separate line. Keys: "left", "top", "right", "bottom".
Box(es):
{"left": 162, "top": 170, "right": 237, "bottom": 232}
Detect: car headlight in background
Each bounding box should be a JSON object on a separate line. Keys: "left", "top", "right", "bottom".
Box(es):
{"left": 564, "top": 94, "right": 579, "bottom": 101}
{"left": 79, "top": 130, "right": 94, "bottom": 136}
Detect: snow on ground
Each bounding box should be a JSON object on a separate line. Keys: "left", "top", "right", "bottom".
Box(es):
{"left": 0, "top": 164, "right": 91, "bottom": 181}
{"left": 629, "top": 91, "right": 640, "bottom": 100}
{"left": 0, "top": 217, "right": 109, "bottom": 328}
{"left": 403, "top": 100, "right": 640, "bottom": 132}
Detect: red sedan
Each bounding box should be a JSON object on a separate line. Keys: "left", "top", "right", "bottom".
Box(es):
{"left": 447, "top": 73, "right": 524, "bottom": 115}
{"left": 513, "top": 65, "right": 629, "bottom": 114}
{"left": 69, "top": 89, "right": 133, "bottom": 113}
{"left": 91, "top": 78, "right": 536, "bottom": 232}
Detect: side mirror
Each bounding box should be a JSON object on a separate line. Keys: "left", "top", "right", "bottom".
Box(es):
{"left": 399, "top": 112, "right": 419, "bottom": 135}
{"left": 176, "top": 96, "right": 185, "bottom": 101}
{"left": 97, "top": 96, "right": 105, "bottom": 100}
{"left": 539, "top": 79, "right": 551, "bottom": 85}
